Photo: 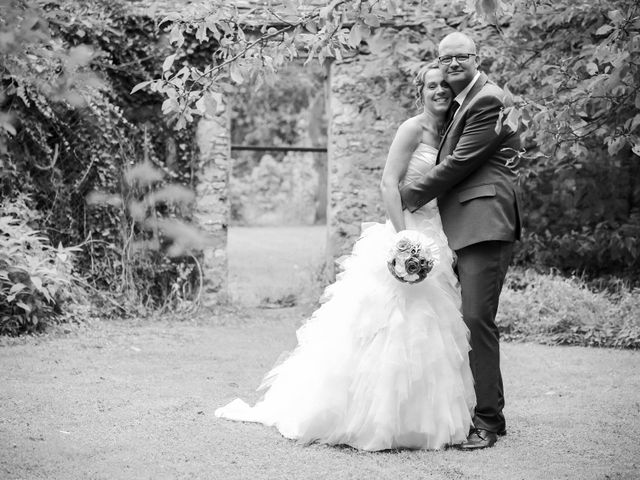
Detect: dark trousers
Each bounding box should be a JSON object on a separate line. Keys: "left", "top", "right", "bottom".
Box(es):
{"left": 455, "top": 240, "right": 513, "bottom": 433}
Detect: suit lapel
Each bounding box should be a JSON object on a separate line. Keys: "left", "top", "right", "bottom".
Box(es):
{"left": 437, "top": 73, "right": 489, "bottom": 163}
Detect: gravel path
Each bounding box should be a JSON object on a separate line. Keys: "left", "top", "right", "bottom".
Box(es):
{"left": 1, "top": 307, "right": 638, "bottom": 480}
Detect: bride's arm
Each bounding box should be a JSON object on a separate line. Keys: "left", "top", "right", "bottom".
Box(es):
{"left": 380, "top": 120, "right": 421, "bottom": 233}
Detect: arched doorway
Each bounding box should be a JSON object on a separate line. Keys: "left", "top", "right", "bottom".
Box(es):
{"left": 226, "top": 62, "right": 329, "bottom": 306}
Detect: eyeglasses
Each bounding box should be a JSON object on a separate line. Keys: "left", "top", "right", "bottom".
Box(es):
{"left": 438, "top": 54, "right": 476, "bottom": 65}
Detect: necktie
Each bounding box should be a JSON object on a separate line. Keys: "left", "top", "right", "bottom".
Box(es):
{"left": 446, "top": 100, "right": 460, "bottom": 126}
{"left": 439, "top": 101, "right": 459, "bottom": 137}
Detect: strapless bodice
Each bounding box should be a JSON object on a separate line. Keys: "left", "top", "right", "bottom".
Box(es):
{"left": 401, "top": 143, "right": 438, "bottom": 187}
{"left": 398, "top": 142, "right": 441, "bottom": 223}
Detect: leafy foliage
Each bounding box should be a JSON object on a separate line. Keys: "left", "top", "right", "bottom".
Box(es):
{"left": 231, "top": 152, "right": 319, "bottom": 225}
{"left": 86, "top": 146, "right": 209, "bottom": 311}
{"left": 2, "top": 0, "right": 639, "bottom": 336}
{"left": 1, "top": 0, "right": 208, "bottom": 324}
{"left": 498, "top": 268, "right": 640, "bottom": 349}
{"left": 489, "top": 0, "right": 640, "bottom": 280}
{"left": 0, "top": 197, "right": 85, "bottom": 335}
{"left": 146, "top": 0, "right": 640, "bottom": 282}
{"left": 133, "top": 0, "right": 416, "bottom": 128}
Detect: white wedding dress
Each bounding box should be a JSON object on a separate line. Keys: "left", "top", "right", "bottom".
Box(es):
{"left": 215, "top": 143, "right": 476, "bottom": 451}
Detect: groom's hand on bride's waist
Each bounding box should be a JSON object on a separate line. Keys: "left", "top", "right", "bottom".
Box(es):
{"left": 399, "top": 185, "right": 423, "bottom": 213}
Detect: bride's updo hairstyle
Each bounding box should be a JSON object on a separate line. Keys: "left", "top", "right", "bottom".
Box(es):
{"left": 413, "top": 61, "right": 439, "bottom": 109}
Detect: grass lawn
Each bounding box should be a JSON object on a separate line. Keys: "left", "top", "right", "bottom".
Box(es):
{"left": 228, "top": 225, "right": 327, "bottom": 306}
{"left": 1, "top": 225, "right": 638, "bottom": 479}
{"left": 1, "top": 308, "right": 638, "bottom": 480}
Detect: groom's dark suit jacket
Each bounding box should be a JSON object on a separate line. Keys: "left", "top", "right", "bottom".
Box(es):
{"left": 400, "top": 73, "right": 521, "bottom": 250}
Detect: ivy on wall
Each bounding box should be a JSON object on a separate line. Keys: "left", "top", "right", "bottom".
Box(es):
{"left": 1, "top": 0, "right": 208, "bottom": 317}
{"left": 2, "top": 0, "right": 639, "bottom": 329}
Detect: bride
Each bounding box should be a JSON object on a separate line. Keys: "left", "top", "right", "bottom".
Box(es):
{"left": 215, "top": 65, "right": 476, "bottom": 451}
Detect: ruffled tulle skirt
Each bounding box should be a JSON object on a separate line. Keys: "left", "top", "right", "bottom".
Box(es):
{"left": 215, "top": 206, "right": 476, "bottom": 451}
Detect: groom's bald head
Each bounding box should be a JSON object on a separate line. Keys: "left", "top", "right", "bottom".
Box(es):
{"left": 437, "top": 32, "right": 479, "bottom": 94}
{"left": 438, "top": 32, "right": 477, "bottom": 55}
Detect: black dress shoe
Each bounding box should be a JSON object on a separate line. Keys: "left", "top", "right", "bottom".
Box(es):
{"left": 457, "top": 428, "right": 498, "bottom": 450}
{"left": 469, "top": 426, "right": 506, "bottom": 436}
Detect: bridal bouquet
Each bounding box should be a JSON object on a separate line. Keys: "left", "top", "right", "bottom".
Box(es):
{"left": 387, "top": 230, "right": 440, "bottom": 284}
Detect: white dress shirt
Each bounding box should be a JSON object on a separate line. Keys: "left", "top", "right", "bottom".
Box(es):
{"left": 452, "top": 71, "right": 481, "bottom": 119}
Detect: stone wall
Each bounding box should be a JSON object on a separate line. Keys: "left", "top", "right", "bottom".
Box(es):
{"left": 193, "top": 56, "right": 413, "bottom": 299}
{"left": 325, "top": 56, "right": 407, "bottom": 277}
{"left": 194, "top": 101, "right": 231, "bottom": 306}
{"left": 128, "top": 0, "right": 427, "bottom": 304}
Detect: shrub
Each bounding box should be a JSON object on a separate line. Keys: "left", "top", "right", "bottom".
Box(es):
{"left": 1, "top": 1, "right": 204, "bottom": 320}
{"left": 497, "top": 268, "right": 640, "bottom": 349}
{"left": 0, "top": 197, "right": 85, "bottom": 335}
{"left": 231, "top": 152, "right": 319, "bottom": 226}
{"left": 86, "top": 155, "right": 210, "bottom": 313}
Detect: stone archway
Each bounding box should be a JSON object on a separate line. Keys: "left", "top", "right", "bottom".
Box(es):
{"left": 194, "top": 102, "right": 231, "bottom": 307}
{"left": 324, "top": 56, "right": 398, "bottom": 278}
{"left": 193, "top": 52, "right": 399, "bottom": 305}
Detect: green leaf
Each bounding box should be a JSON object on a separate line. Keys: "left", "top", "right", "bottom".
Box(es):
{"left": 349, "top": 24, "right": 362, "bottom": 47}
{"left": 595, "top": 24, "right": 615, "bottom": 36}
{"left": 9, "top": 282, "right": 27, "bottom": 295}
{"left": 505, "top": 107, "right": 521, "bottom": 133}
{"left": 363, "top": 14, "right": 380, "bottom": 28}
{"left": 163, "top": 54, "right": 176, "bottom": 72}
{"left": 130, "top": 81, "right": 151, "bottom": 95}
{"left": 205, "top": 16, "right": 221, "bottom": 40}
{"left": 586, "top": 62, "right": 598, "bottom": 75}
{"left": 169, "top": 25, "right": 184, "bottom": 47}
{"left": 195, "top": 96, "right": 206, "bottom": 115}
{"left": 1, "top": 118, "right": 16, "bottom": 136}
{"left": 607, "top": 136, "right": 625, "bottom": 156}
{"left": 160, "top": 13, "right": 182, "bottom": 25}
{"left": 16, "top": 301, "right": 31, "bottom": 313}
{"left": 161, "top": 97, "right": 179, "bottom": 114}
{"left": 503, "top": 85, "right": 514, "bottom": 107}
{"left": 31, "top": 276, "right": 43, "bottom": 292}
{"left": 195, "top": 23, "right": 208, "bottom": 42}
{"left": 175, "top": 115, "right": 187, "bottom": 131}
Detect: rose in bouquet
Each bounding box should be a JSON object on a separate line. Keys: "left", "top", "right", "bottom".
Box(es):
{"left": 387, "top": 230, "right": 440, "bottom": 284}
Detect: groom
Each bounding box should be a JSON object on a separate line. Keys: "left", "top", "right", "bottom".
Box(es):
{"left": 400, "top": 31, "right": 522, "bottom": 449}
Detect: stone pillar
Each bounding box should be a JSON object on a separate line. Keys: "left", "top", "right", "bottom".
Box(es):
{"left": 195, "top": 100, "right": 230, "bottom": 306}
{"left": 325, "top": 57, "right": 402, "bottom": 278}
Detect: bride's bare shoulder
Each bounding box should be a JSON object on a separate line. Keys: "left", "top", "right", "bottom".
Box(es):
{"left": 396, "top": 116, "right": 423, "bottom": 139}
